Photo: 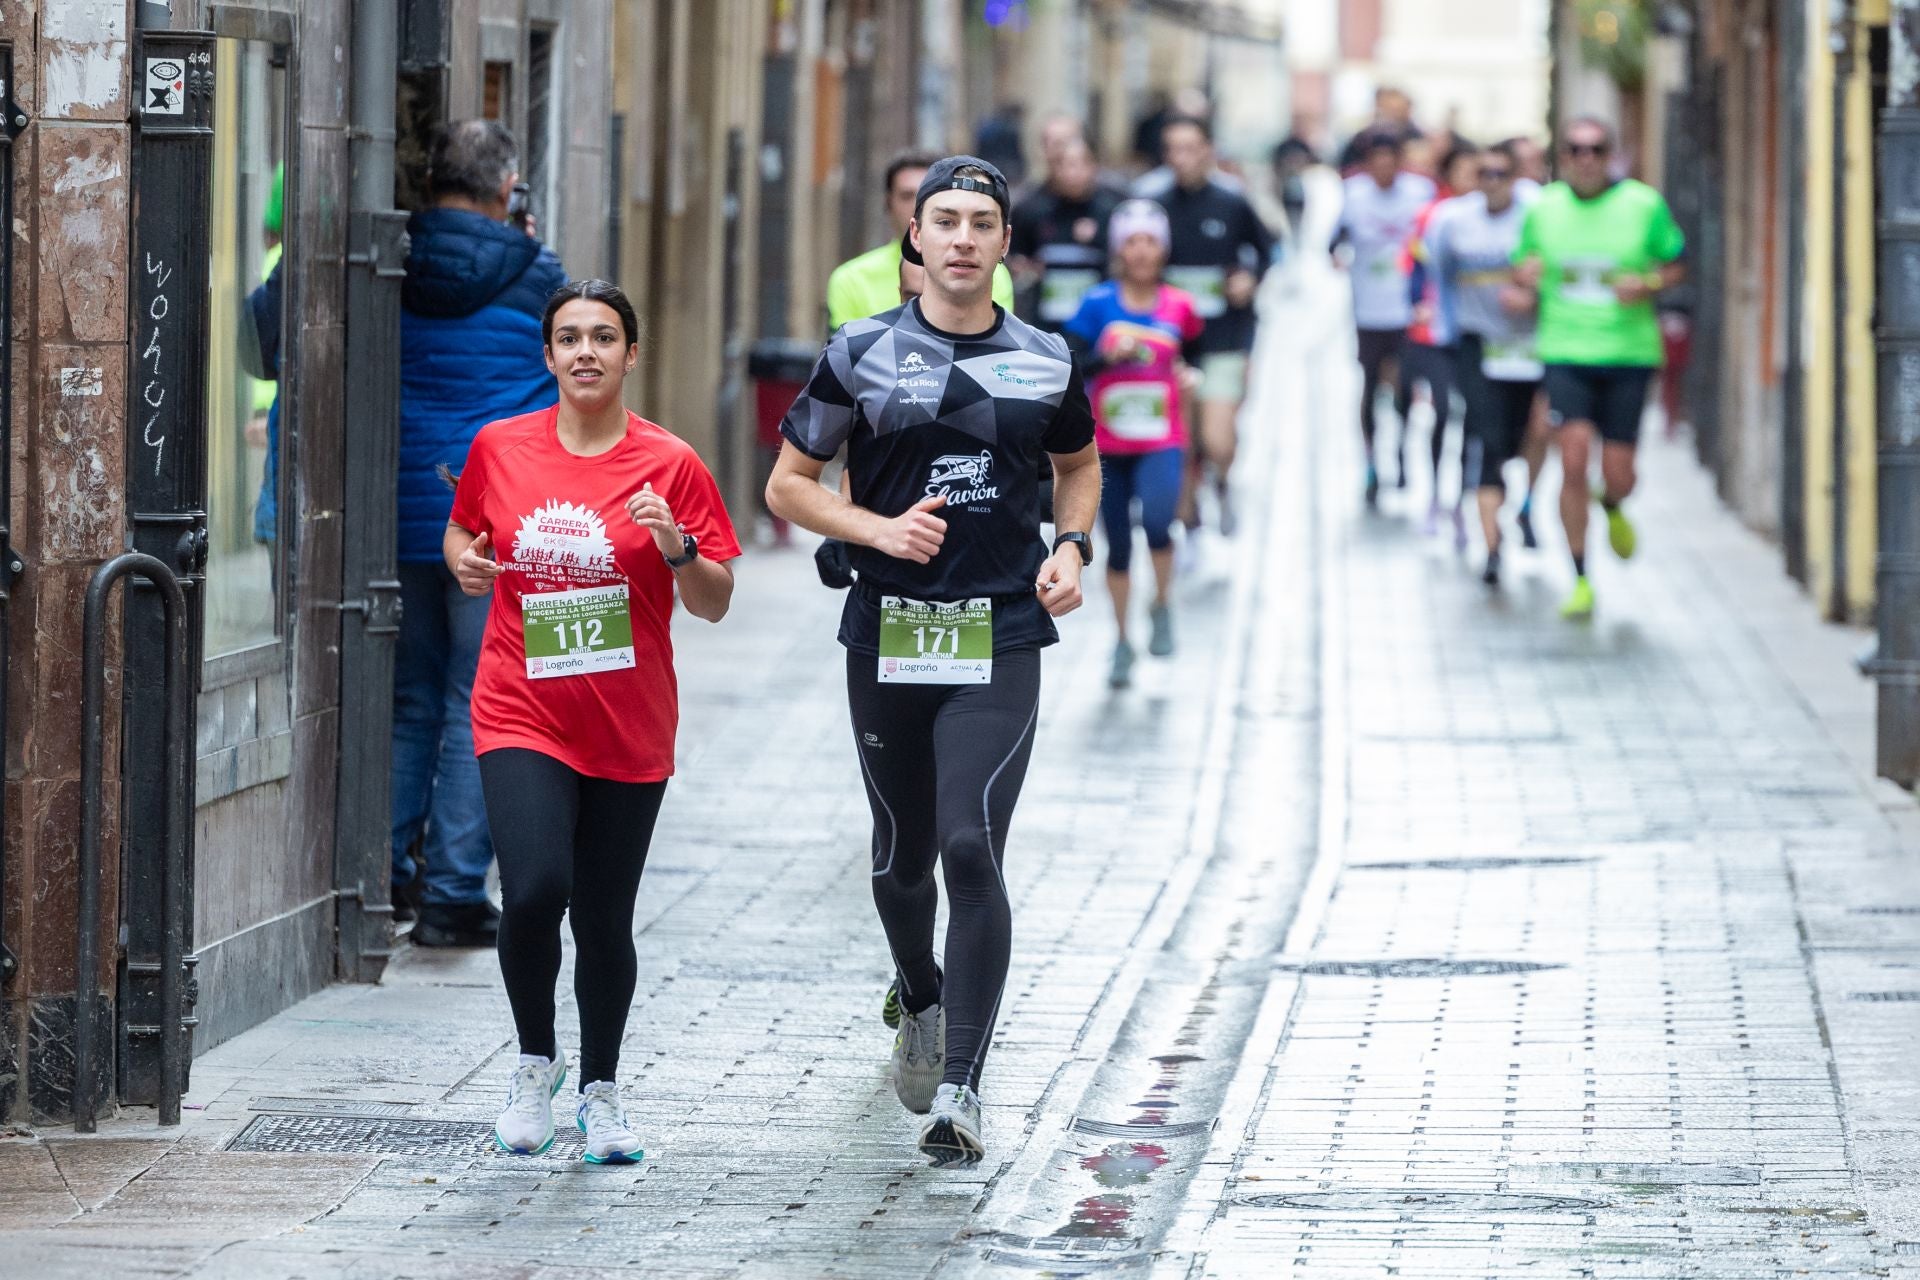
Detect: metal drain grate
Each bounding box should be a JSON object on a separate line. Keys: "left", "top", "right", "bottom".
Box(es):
{"left": 225, "top": 1112, "right": 587, "bottom": 1159}
{"left": 246, "top": 1096, "right": 415, "bottom": 1119}
{"left": 1279, "top": 958, "right": 1564, "bottom": 978}
{"left": 1072, "top": 1116, "right": 1212, "bottom": 1140}
{"left": 1850, "top": 906, "right": 1920, "bottom": 916}
{"left": 1893, "top": 1242, "right": 1920, "bottom": 1256}
{"left": 1349, "top": 856, "right": 1596, "bottom": 872}
{"left": 1850, "top": 991, "right": 1920, "bottom": 1002}
{"left": 1537, "top": 1162, "right": 1759, "bottom": 1186}
{"left": 1238, "top": 1190, "right": 1604, "bottom": 1213}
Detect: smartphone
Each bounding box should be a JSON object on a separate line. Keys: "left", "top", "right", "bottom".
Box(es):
{"left": 507, "top": 181, "right": 532, "bottom": 232}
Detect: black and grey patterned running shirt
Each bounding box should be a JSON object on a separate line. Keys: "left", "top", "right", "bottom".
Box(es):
{"left": 780, "top": 298, "right": 1096, "bottom": 655}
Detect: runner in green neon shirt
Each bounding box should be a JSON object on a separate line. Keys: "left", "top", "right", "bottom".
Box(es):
{"left": 1512, "top": 117, "right": 1685, "bottom": 620}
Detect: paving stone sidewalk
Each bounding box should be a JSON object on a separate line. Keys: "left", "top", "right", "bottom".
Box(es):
{"left": 1174, "top": 275, "right": 1920, "bottom": 1278}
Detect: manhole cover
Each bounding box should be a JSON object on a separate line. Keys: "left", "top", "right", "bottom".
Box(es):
{"left": 1850, "top": 906, "right": 1920, "bottom": 916}
{"left": 1349, "top": 856, "right": 1596, "bottom": 872}
{"left": 1238, "top": 1190, "right": 1603, "bottom": 1213}
{"left": 246, "top": 1097, "right": 415, "bottom": 1119}
{"left": 1538, "top": 1163, "right": 1759, "bottom": 1186}
{"left": 225, "top": 1113, "right": 586, "bottom": 1159}
{"left": 1072, "top": 1117, "right": 1212, "bottom": 1139}
{"left": 1279, "top": 958, "right": 1564, "bottom": 978}
{"left": 1850, "top": 991, "right": 1920, "bottom": 1002}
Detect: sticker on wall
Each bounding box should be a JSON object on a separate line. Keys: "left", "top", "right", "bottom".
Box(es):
{"left": 60, "top": 368, "right": 104, "bottom": 397}
{"left": 145, "top": 59, "right": 184, "bottom": 114}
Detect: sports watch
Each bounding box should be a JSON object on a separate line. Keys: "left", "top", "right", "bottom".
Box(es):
{"left": 1053, "top": 531, "right": 1093, "bottom": 565}
{"left": 665, "top": 532, "right": 699, "bottom": 568}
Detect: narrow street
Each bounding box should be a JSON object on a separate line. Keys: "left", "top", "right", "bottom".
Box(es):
{"left": 5, "top": 256, "right": 1920, "bottom": 1278}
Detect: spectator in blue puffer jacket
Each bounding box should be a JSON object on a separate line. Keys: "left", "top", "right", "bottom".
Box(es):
{"left": 395, "top": 119, "right": 566, "bottom": 947}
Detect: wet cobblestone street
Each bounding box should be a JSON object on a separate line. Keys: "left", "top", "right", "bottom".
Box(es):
{"left": 3, "top": 263, "right": 1917, "bottom": 1278}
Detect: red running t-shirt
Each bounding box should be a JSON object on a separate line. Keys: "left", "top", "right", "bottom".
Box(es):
{"left": 450, "top": 406, "right": 742, "bottom": 783}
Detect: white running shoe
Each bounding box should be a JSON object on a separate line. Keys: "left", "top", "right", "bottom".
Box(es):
{"left": 494, "top": 1051, "right": 567, "bottom": 1155}
{"left": 918, "top": 1082, "right": 985, "bottom": 1167}
{"left": 575, "top": 1080, "right": 644, "bottom": 1165}
{"left": 891, "top": 1002, "right": 945, "bottom": 1113}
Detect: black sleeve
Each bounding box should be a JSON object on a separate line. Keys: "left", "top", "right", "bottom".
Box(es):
{"left": 1009, "top": 199, "right": 1042, "bottom": 259}
{"left": 779, "top": 337, "right": 861, "bottom": 461}
{"left": 1043, "top": 361, "right": 1097, "bottom": 455}
{"left": 1239, "top": 197, "right": 1276, "bottom": 281}
{"left": 1058, "top": 325, "right": 1117, "bottom": 379}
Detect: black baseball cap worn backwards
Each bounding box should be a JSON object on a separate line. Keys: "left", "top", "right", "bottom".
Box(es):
{"left": 901, "top": 155, "right": 1011, "bottom": 265}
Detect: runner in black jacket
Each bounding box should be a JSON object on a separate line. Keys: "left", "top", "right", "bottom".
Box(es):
{"left": 1134, "top": 116, "right": 1273, "bottom": 539}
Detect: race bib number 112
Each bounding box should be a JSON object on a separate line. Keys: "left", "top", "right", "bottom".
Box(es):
{"left": 523, "top": 584, "right": 636, "bottom": 679}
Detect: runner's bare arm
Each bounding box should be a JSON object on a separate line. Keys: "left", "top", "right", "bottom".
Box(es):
{"left": 1035, "top": 442, "right": 1100, "bottom": 617}
{"left": 445, "top": 522, "right": 504, "bottom": 597}
{"left": 625, "top": 482, "right": 735, "bottom": 623}
{"left": 767, "top": 442, "right": 948, "bottom": 564}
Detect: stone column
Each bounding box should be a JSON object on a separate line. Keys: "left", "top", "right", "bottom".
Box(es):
{"left": 1, "top": 0, "right": 133, "bottom": 1124}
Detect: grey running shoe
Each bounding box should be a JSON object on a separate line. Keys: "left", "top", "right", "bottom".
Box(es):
{"left": 575, "top": 1080, "right": 643, "bottom": 1165}
{"left": 494, "top": 1051, "right": 567, "bottom": 1155}
{"left": 1148, "top": 605, "right": 1175, "bottom": 657}
{"left": 1108, "top": 640, "right": 1136, "bottom": 690}
{"left": 918, "top": 1082, "right": 985, "bottom": 1167}
{"left": 891, "top": 1003, "right": 944, "bottom": 1114}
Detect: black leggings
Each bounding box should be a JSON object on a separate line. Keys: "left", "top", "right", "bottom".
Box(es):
{"left": 1400, "top": 341, "right": 1455, "bottom": 479}
{"left": 479, "top": 748, "right": 666, "bottom": 1087}
{"left": 846, "top": 647, "right": 1041, "bottom": 1091}
{"left": 1356, "top": 327, "right": 1408, "bottom": 450}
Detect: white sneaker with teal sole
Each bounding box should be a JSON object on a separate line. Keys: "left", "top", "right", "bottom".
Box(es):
{"left": 576, "top": 1080, "right": 644, "bottom": 1164}
{"left": 495, "top": 1051, "right": 567, "bottom": 1154}
{"left": 918, "top": 1082, "right": 985, "bottom": 1167}
{"left": 891, "top": 1002, "right": 944, "bottom": 1114}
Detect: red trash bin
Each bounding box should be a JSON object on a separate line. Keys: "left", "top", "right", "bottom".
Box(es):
{"left": 748, "top": 340, "right": 823, "bottom": 543}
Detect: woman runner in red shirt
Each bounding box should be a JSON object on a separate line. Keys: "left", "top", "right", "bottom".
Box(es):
{"left": 445, "top": 279, "right": 741, "bottom": 1163}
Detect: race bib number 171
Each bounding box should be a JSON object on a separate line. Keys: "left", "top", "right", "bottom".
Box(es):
{"left": 878, "top": 596, "right": 993, "bottom": 684}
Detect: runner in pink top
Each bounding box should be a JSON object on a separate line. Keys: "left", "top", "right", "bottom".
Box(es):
{"left": 1063, "top": 199, "right": 1203, "bottom": 688}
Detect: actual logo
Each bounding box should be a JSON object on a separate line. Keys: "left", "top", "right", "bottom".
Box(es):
{"left": 925, "top": 451, "right": 999, "bottom": 507}
{"left": 991, "top": 361, "right": 1039, "bottom": 389}
{"left": 898, "top": 351, "right": 931, "bottom": 374}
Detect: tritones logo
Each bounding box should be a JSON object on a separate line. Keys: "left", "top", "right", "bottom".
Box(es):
{"left": 925, "top": 451, "right": 999, "bottom": 506}
{"left": 992, "top": 361, "right": 1038, "bottom": 388}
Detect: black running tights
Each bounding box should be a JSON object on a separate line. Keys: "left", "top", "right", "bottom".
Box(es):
{"left": 846, "top": 647, "right": 1041, "bottom": 1091}
{"left": 479, "top": 748, "right": 666, "bottom": 1086}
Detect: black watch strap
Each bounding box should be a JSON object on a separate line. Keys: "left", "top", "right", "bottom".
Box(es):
{"left": 665, "top": 532, "right": 699, "bottom": 567}
{"left": 1054, "top": 531, "right": 1093, "bottom": 565}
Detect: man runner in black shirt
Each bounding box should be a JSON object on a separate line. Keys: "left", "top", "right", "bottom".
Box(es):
{"left": 766, "top": 156, "right": 1100, "bottom": 1168}
{"left": 1137, "top": 115, "right": 1273, "bottom": 538}
{"left": 1009, "top": 137, "right": 1120, "bottom": 330}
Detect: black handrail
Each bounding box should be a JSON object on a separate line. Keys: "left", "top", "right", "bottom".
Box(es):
{"left": 76, "top": 553, "right": 191, "bottom": 1131}
{"left": 0, "top": 48, "right": 25, "bottom": 987}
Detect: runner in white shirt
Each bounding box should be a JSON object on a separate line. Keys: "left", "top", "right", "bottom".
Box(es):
{"left": 1425, "top": 140, "right": 1544, "bottom": 586}
{"left": 1331, "top": 131, "right": 1435, "bottom": 505}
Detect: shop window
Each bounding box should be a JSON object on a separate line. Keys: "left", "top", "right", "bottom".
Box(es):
{"left": 204, "top": 37, "right": 289, "bottom": 659}
{"left": 527, "top": 25, "right": 556, "bottom": 231}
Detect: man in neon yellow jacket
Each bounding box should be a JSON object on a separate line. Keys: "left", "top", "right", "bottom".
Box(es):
{"left": 827, "top": 150, "right": 1013, "bottom": 332}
